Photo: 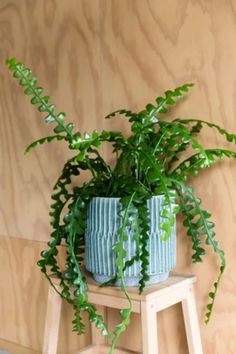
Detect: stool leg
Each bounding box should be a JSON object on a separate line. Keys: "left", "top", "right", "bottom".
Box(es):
{"left": 43, "top": 285, "right": 62, "bottom": 354}
{"left": 141, "top": 301, "right": 158, "bottom": 354}
{"left": 182, "top": 285, "right": 203, "bottom": 354}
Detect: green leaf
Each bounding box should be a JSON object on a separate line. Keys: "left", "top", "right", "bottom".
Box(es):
{"left": 31, "top": 96, "right": 41, "bottom": 104}
{"left": 172, "top": 149, "right": 236, "bottom": 181}
{"left": 69, "top": 131, "right": 101, "bottom": 157}
{"left": 109, "top": 194, "right": 136, "bottom": 351}
{"left": 6, "top": 58, "right": 74, "bottom": 138}
{"left": 175, "top": 118, "right": 236, "bottom": 144}
{"left": 173, "top": 180, "right": 226, "bottom": 323}
{"left": 24, "top": 86, "right": 34, "bottom": 95}
{"left": 24, "top": 135, "right": 66, "bottom": 153}
{"left": 105, "top": 109, "right": 139, "bottom": 122}
{"left": 154, "top": 83, "right": 194, "bottom": 115}
{"left": 136, "top": 201, "right": 151, "bottom": 292}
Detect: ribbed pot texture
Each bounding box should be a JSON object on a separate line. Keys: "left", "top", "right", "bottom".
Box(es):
{"left": 85, "top": 196, "right": 176, "bottom": 286}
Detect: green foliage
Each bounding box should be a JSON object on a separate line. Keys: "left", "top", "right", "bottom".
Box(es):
{"left": 175, "top": 182, "right": 226, "bottom": 323}
{"left": 6, "top": 57, "right": 236, "bottom": 353}
{"left": 65, "top": 195, "right": 109, "bottom": 335}
{"left": 25, "top": 135, "right": 66, "bottom": 154}
{"left": 172, "top": 149, "right": 236, "bottom": 181}
{"left": 136, "top": 201, "right": 151, "bottom": 291}
{"left": 110, "top": 193, "right": 136, "bottom": 351}
{"left": 175, "top": 118, "right": 236, "bottom": 144}
{"left": 6, "top": 58, "right": 74, "bottom": 138}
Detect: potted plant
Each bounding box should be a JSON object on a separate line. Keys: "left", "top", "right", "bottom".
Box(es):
{"left": 6, "top": 57, "right": 236, "bottom": 353}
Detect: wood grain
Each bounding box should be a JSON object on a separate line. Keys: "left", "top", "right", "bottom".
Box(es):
{"left": 0, "top": 339, "right": 40, "bottom": 354}
{"left": 0, "top": 0, "right": 236, "bottom": 353}
{"left": 0, "top": 236, "right": 91, "bottom": 354}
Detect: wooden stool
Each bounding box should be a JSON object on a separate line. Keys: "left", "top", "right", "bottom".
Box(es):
{"left": 42, "top": 272, "right": 203, "bottom": 354}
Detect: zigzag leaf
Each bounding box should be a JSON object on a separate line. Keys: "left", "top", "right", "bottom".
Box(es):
{"left": 64, "top": 195, "right": 108, "bottom": 335}
{"left": 24, "top": 135, "right": 66, "bottom": 153}
{"left": 174, "top": 182, "right": 226, "bottom": 322}
{"left": 150, "top": 83, "right": 194, "bottom": 115}
{"left": 105, "top": 109, "right": 138, "bottom": 122}
{"left": 6, "top": 58, "right": 74, "bottom": 138}
{"left": 137, "top": 202, "right": 150, "bottom": 292}
{"left": 175, "top": 118, "right": 236, "bottom": 144}
{"left": 166, "top": 120, "right": 204, "bottom": 169}
{"left": 110, "top": 193, "right": 136, "bottom": 352}
{"left": 105, "top": 84, "right": 194, "bottom": 136}
{"left": 172, "top": 149, "right": 236, "bottom": 181}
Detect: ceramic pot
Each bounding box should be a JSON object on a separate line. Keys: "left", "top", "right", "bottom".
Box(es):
{"left": 85, "top": 196, "right": 176, "bottom": 286}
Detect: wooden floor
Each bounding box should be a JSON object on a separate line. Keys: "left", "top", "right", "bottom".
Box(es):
{"left": 0, "top": 339, "right": 41, "bottom": 354}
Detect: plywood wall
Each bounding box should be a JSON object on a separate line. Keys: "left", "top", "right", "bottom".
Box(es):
{"left": 0, "top": 1, "right": 236, "bottom": 353}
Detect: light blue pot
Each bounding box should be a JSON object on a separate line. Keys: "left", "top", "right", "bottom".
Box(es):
{"left": 85, "top": 196, "right": 176, "bottom": 286}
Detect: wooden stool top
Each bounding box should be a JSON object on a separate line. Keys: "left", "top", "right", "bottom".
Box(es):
{"left": 50, "top": 270, "right": 196, "bottom": 303}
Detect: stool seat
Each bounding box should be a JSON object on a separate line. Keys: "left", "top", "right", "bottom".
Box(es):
{"left": 43, "top": 271, "right": 203, "bottom": 354}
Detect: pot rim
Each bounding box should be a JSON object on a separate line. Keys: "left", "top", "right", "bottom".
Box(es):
{"left": 90, "top": 194, "right": 167, "bottom": 201}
